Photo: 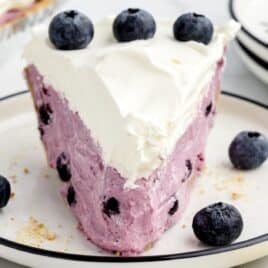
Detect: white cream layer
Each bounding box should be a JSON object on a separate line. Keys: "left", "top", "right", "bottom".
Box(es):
{"left": 0, "top": 0, "right": 34, "bottom": 16}
{"left": 24, "top": 17, "right": 239, "bottom": 187}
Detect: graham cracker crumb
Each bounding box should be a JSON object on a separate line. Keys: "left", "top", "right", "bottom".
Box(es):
{"left": 16, "top": 217, "right": 57, "bottom": 247}
{"left": 114, "top": 251, "right": 122, "bottom": 256}
{"left": 231, "top": 192, "right": 244, "bottom": 201}
{"left": 144, "top": 243, "right": 153, "bottom": 251}
{"left": 23, "top": 168, "right": 30, "bottom": 175}
{"left": 171, "top": 58, "right": 180, "bottom": 64}
{"left": 233, "top": 174, "right": 245, "bottom": 184}
{"left": 199, "top": 189, "right": 205, "bottom": 195}
{"left": 10, "top": 175, "right": 17, "bottom": 183}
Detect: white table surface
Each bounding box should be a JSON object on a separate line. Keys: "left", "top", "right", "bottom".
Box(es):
{"left": 0, "top": 0, "right": 267, "bottom": 267}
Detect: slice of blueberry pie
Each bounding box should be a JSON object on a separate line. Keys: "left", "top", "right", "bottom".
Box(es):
{"left": 24, "top": 9, "right": 240, "bottom": 255}
{"left": 0, "top": 0, "right": 63, "bottom": 40}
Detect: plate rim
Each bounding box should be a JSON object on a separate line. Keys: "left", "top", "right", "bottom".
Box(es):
{"left": 228, "top": 0, "right": 268, "bottom": 48}
{"left": 0, "top": 90, "right": 267, "bottom": 263}
{"left": 235, "top": 38, "right": 268, "bottom": 71}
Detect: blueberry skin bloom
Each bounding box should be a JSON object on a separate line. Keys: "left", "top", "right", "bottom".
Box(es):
{"left": 229, "top": 131, "right": 268, "bottom": 170}
{"left": 173, "top": 13, "right": 214, "bottom": 45}
{"left": 192, "top": 202, "right": 243, "bottom": 246}
{"left": 49, "top": 10, "right": 94, "bottom": 50}
{"left": 113, "top": 8, "right": 156, "bottom": 42}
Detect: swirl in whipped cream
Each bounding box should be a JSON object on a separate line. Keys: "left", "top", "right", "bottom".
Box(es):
{"left": 24, "top": 17, "right": 240, "bottom": 187}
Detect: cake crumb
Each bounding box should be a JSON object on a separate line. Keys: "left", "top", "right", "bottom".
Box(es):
{"left": 181, "top": 224, "right": 186, "bottom": 229}
{"left": 10, "top": 217, "right": 15, "bottom": 221}
{"left": 23, "top": 168, "right": 30, "bottom": 175}
{"left": 16, "top": 217, "right": 57, "bottom": 246}
{"left": 10, "top": 192, "right": 15, "bottom": 199}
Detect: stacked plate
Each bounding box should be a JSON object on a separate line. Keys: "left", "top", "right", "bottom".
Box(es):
{"left": 229, "top": 0, "right": 268, "bottom": 85}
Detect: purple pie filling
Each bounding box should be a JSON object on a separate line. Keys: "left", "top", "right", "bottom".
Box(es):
{"left": 25, "top": 59, "right": 224, "bottom": 255}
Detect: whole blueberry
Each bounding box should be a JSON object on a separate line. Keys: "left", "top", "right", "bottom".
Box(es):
{"left": 0, "top": 175, "right": 11, "bottom": 209}
{"left": 173, "top": 13, "right": 214, "bottom": 45}
{"left": 113, "top": 8, "right": 156, "bottom": 42}
{"left": 192, "top": 202, "right": 243, "bottom": 246}
{"left": 229, "top": 131, "right": 268, "bottom": 170}
{"left": 49, "top": 10, "right": 94, "bottom": 50}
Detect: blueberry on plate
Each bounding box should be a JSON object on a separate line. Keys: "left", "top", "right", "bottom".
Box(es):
{"left": 173, "top": 13, "right": 214, "bottom": 45}
{"left": 49, "top": 10, "right": 94, "bottom": 50}
{"left": 192, "top": 202, "right": 243, "bottom": 246}
{"left": 0, "top": 175, "right": 11, "bottom": 209}
{"left": 113, "top": 8, "right": 156, "bottom": 42}
{"left": 229, "top": 131, "right": 268, "bottom": 170}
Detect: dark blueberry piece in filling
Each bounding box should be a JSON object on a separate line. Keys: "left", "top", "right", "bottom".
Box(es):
{"left": 229, "top": 131, "right": 268, "bottom": 170}
{"left": 49, "top": 10, "right": 94, "bottom": 50}
{"left": 67, "top": 186, "right": 76, "bottom": 206}
{"left": 186, "top": 159, "right": 193, "bottom": 177}
{"left": 103, "top": 197, "right": 120, "bottom": 217}
{"left": 56, "top": 153, "right": 71, "bottom": 182}
{"left": 168, "top": 199, "right": 179, "bottom": 215}
{"left": 0, "top": 175, "right": 11, "bottom": 209}
{"left": 38, "top": 126, "right": 44, "bottom": 137}
{"left": 39, "top": 104, "right": 53, "bottom": 125}
{"left": 173, "top": 13, "right": 214, "bottom": 45}
{"left": 205, "top": 102, "right": 213, "bottom": 117}
{"left": 192, "top": 202, "right": 243, "bottom": 246}
{"left": 42, "top": 87, "right": 49, "bottom": 96}
{"left": 113, "top": 8, "right": 156, "bottom": 42}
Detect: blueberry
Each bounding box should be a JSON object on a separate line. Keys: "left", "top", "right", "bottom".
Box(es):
{"left": 49, "top": 10, "right": 94, "bottom": 50}
{"left": 0, "top": 175, "right": 11, "bottom": 209}
{"left": 103, "top": 197, "right": 120, "bottom": 217}
{"left": 229, "top": 131, "right": 268, "bottom": 170}
{"left": 168, "top": 199, "right": 179, "bottom": 215}
{"left": 113, "top": 8, "right": 156, "bottom": 42}
{"left": 205, "top": 102, "right": 213, "bottom": 117}
{"left": 39, "top": 104, "right": 53, "bottom": 125}
{"left": 67, "top": 186, "right": 76, "bottom": 206}
{"left": 173, "top": 13, "right": 214, "bottom": 45}
{"left": 192, "top": 202, "right": 243, "bottom": 246}
{"left": 56, "top": 153, "right": 71, "bottom": 182}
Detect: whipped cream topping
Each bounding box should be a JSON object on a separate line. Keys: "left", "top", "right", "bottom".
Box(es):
{"left": 24, "top": 17, "right": 240, "bottom": 187}
{"left": 0, "top": 0, "right": 34, "bottom": 16}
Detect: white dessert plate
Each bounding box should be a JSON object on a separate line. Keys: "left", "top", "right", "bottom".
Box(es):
{"left": 0, "top": 91, "right": 268, "bottom": 268}
{"left": 229, "top": 0, "right": 268, "bottom": 60}
{"left": 234, "top": 40, "right": 268, "bottom": 85}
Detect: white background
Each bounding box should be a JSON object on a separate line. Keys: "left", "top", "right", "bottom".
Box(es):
{"left": 0, "top": 0, "right": 267, "bottom": 267}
